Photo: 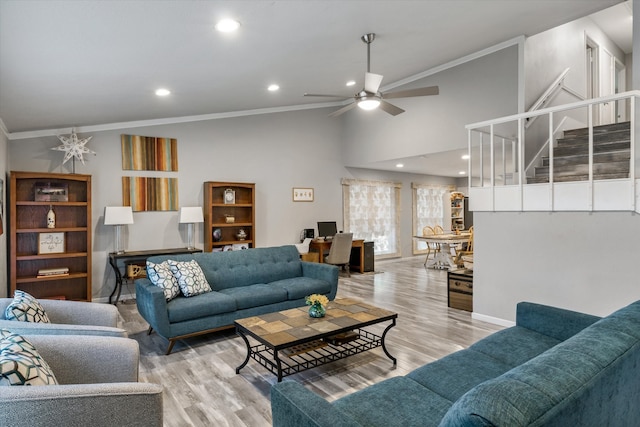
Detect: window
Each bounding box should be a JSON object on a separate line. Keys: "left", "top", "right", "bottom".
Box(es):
{"left": 342, "top": 178, "right": 401, "bottom": 258}
{"left": 412, "top": 183, "right": 454, "bottom": 254}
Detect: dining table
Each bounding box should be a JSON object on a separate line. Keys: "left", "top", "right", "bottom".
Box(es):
{"left": 413, "top": 232, "right": 471, "bottom": 270}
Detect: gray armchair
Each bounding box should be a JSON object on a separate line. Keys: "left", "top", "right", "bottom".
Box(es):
{"left": 0, "top": 335, "right": 163, "bottom": 427}
{"left": 325, "top": 232, "right": 353, "bottom": 276}
{"left": 0, "top": 299, "right": 127, "bottom": 337}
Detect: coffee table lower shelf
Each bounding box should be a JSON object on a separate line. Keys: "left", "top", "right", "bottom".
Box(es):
{"left": 237, "top": 328, "right": 395, "bottom": 381}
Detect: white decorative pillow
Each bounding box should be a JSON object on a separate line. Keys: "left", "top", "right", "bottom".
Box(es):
{"left": 0, "top": 329, "right": 58, "bottom": 386}
{"left": 146, "top": 260, "right": 180, "bottom": 301}
{"left": 167, "top": 259, "right": 212, "bottom": 297}
{"left": 4, "top": 290, "right": 50, "bottom": 323}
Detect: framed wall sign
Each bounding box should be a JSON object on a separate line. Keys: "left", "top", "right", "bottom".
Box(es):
{"left": 34, "top": 183, "right": 69, "bottom": 202}
{"left": 38, "top": 232, "right": 65, "bottom": 254}
{"left": 224, "top": 188, "right": 236, "bottom": 204}
{"left": 293, "top": 187, "right": 314, "bottom": 202}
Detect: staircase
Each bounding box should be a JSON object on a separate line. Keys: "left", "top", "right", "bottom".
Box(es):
{"left": 529, "top": 121, "right": 631, "bottom": 183}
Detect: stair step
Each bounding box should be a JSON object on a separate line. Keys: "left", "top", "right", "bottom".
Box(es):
{"left": 542, "top": 150, "right": 630, "bottom": 167}
{"left": 556, "top": 130, "right": 630, "bottom": 146}
{"left": 535, "top": 161, "right": 629, "bottom": 177}
{"left": 562, "top": 121, "right": 630, "bottom": 138}
{"left": 528, "top": 172, "right": 630, "bottom": 184}
{"left": 553, "top": 140, "right": 629, "bottom": 157}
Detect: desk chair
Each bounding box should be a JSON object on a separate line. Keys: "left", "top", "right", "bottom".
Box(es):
{"left": 324, "top": 233, "right": 353, "bottom": 276}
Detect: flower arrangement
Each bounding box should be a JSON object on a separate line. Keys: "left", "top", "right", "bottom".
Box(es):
{"left": 306, "top": 294, "right": 329, "bottom": 307}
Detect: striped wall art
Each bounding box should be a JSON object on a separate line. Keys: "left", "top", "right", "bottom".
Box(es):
{"left": 121, "top": 134, "right": 178, "bottom": 171}
{"left": 122, "top": 177, "right": 179, "bottom": 212}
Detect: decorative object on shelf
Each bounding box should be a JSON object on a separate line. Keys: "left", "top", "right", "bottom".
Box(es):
{"left": 293, "top": 187, "right": 314, "bottom": 202}
{"left": 306, "top": 294, "right": 329, "bottom": 318}
{"left": 51, "top": 129, "right": 96, "bottom": 173}
{"left": 34, "top": 182, "right": 68, "bottom": 202}
{"left": 212, "top": 228, "right": 222, "bottom": 242}
{"left": 224, "top": 188, "right": 236, "bottom": 204}
{"left": 46, "top": 206, "right": 56, "bottom": 228}
{"left": 122, "top": 176, "right": 178, "bottom": 211}
{"left": 179, "top": 206, "right": 204, "bottom": 250}
{"left": 121, "top": 134, "right": 178, "bottom": 171}
{"left": 38, "top": 232, "right": 65, "bottom": 254}
{"left": 224, "top": 214, "right": 235, "bottom": 224}
{"left": 126, "top": 264, "right": 146, "bottom": 279}
{"left": 236, "top": 228, "right": 247, "bottom": 241}
{"left": 231, "top": 243, "right": 249, "bottom": 251}
{"left": 104, "top": 206, "right": 134, "bottom": 254}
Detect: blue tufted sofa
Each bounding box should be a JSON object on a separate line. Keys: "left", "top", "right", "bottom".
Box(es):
{"left": 271, "top": 300, "right": 640, "bottom": 427}
{"left": 135, "top": 245, "right": 338, "bottom": 354}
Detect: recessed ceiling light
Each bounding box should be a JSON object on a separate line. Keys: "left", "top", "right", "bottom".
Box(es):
{"left": 396, "top": 163, "right": 404, "bottom": 168}
{"left": 461, "top": 154, "right": 470, "bottom": 160}
{"left": 215, "top": 19, "right": 240, "bottom": 33}
{"left": 459, "top": 171, "right": 466, "bottom": 175}
{"left": 267, "top": 84, "right": 280, "bottom": 92}
{"left": 155, "top": 88, "right": 171, "bottom": 96}
{"left": 346, "top": 80, "right": 356, "bottom": 87}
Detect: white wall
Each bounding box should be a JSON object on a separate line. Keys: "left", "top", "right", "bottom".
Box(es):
{"left": 342, "top": 45, "right": 520, "bottom": 168}
{"left": 473, "top": 211, "right": 640, "bottom": 321}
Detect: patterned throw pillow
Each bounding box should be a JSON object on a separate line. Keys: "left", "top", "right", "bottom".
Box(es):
{"left": 0, "top": 329, "right": 58, "bottom": 386}
{"left": 146, "top": 261, "right": 180, "bottom": 301}
{"left": 4, "top": 290, "right": 50, "bottom": 323}
{"left": 167, "top": 259, "right": 212, "bottom": 297}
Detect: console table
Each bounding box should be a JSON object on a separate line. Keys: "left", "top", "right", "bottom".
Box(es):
{"left": 108, "top": 248, "right": 202, "bottom": 304}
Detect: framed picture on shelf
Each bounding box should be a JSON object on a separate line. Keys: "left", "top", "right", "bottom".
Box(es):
{"left": 34, "top": 182, "right": 69, "bottom": 202}
{"left": 293, "top": 187, "right": 314, "bottom": 202}
{"left": 224, "top": 188, "right": 236, "bottom": 204}
{"left": 38, "top": 232, "right": 65, "bottom": 254}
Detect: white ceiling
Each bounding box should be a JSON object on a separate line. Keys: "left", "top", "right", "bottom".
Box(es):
{"left": 0, "top": 0, "right": 630, "bottom": 176}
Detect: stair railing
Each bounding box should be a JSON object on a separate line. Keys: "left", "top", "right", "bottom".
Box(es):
{"left": 525, "top": 68, "right": 585, "bottom": 130}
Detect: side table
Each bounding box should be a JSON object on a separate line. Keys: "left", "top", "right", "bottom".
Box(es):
{"left": 108, "top": 248, "right": 202, "bottom": 304}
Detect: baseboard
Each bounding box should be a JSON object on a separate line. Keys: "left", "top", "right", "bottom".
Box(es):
{"left": 472, "top": 312, "right": 515, "bottom": 328}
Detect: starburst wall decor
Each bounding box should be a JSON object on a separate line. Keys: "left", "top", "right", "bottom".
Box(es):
{"left": 51, "top": 129, "right": 96, "bottom": 173}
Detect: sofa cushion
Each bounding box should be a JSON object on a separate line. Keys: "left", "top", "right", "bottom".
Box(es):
{"left": 146, "top": 260, "right": 180, "bottom": 301}
{"left": 468, "top": 326, "right": 561, "bottom": 368}
{"left": 167, "top": 259, "right": 212, "bottom": 297}
{"left": 270, "top": 277, "right": 332, "bottom": 300}
{"left": 333, "top": 376, "right": 452, "bottom": 427}
{"left": 219, "top": 284, "right": 288, "bottom": 310}
{"left": 0, "top": 329, "right": 58, "bottom": 386}
{"left": 407, "top": 349, "right": 512, "bottom": 402}
{"left": 4, "top": 290, "right": 50, "bottom": 323}
{"left": 167, "top": 291, "right": 237, "bottom": 323}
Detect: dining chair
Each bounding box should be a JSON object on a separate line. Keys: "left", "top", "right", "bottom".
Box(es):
{"left": 324, "top": 233, "right": 353, "bottom": 276}
{"left": 455, "top": 226, "right": 474, "bottom": 267}
{"left": 421, "top": 226, "right": 440, "bottom": 266}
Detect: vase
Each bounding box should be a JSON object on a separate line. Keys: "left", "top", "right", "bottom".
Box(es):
{"left": 47, "top": 206, "right": 55, "bottom": 229}
{"left": 308, "top": 302, "right": 326, "bottom": 318}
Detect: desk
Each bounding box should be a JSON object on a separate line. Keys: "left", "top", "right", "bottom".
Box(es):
{"left": 413, "top": 233, "right": 470, "bottom": 270}
{"left": 108, "top": 248, "right": 202, "bottom": 304}
{"left": 309, "top": 239, "right": 366, "bottom": 273}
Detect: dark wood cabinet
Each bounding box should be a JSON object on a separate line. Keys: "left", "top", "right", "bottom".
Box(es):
{"left": 9, "top": 171, "right": 92, "bottom": 301}
{"left": 447, "top": 269, "right": 472, "bottom": 312}
{"left": 203, "top": 181, "right": 255, "bottom": 252}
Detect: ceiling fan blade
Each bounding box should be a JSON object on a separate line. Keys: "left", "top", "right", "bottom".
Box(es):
{"left": 328, "top": 102, "right": 357, "bottom": 117}
{"left": 304, "top": 93, "right": 349, "bottom": 98}
{"left": 378, "top": 100, "right": 405, "bottom": 116}
{"left": 364, "top": 72, "right": 383, "bottom": 94}
{"left": 383, "top": 86, "right": 439, "bottom": 99}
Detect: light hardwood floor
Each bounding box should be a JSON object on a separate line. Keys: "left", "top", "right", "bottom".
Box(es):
{"left": 117, "top": 256, "right": 503, "bottom": 427}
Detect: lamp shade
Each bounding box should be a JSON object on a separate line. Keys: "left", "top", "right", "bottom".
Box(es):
{"left": 179, "top": 207, "right": 204, "bottom": 224}
{"left": 104, "top": 206, "right": 134, "bottom": 225}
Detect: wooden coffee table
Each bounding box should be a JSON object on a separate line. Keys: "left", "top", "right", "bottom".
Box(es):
{"left": 235, "top": 298, "right": 397, "bottom": 381}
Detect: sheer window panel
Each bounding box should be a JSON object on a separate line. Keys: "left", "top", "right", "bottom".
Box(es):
{"left": 412, "top": 183, "right": 455, "bottom": 254}
{"left": 342, "top": 178, "right": 401, "bottom": 258}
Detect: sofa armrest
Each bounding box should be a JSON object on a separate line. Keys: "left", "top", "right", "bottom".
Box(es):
{"left": 271, "top": 381, "right": 361, "bottom": 427}
{"left": 27, "top": 335, "right": 140, "bottom": 384}
{"left": 135, "top": 279, "right": 172, "bottom": 337}
{"left": 0, "top": 319, "right": 127, "bottom": 338}
{"left": 516, "top": 302, "right": 601, "bottom": 341}
{"left": 301, "top": 262, "right": 339, "bottom": 300}
{"left": 0, "top": 382, "right": 163, "bottom": 427}
{"left": 38, "top": 299, "right": 119, "bottom": 327}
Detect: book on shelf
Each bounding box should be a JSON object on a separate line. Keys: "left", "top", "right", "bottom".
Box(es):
{"left": 37, "top": 267, "right": 69, "bottom": 278}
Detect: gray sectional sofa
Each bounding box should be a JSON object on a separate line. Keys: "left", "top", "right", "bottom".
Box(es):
{"left": 271, "top": 300, "right": 640, "bottom": 427}
{"left": 135, "top": 245, "right": 339, "bottom": 354}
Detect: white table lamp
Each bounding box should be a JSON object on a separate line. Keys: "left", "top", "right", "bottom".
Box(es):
{"left": 104, "top": 206, "right": 134, "bottom": 254}
{"left": 179, "top": 206, "right": 204, "bottom": 250}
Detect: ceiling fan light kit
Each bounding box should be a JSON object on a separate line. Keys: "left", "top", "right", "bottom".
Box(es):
{"left": 304, "top": 32, "right": 439, "bottom": 117}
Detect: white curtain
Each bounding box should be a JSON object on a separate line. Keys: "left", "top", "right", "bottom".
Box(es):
{"left": 412, "top": 183, "right": 455, "bottom": 254}
{"left": 342, "top": 178, "right": 401, "bottom": 258}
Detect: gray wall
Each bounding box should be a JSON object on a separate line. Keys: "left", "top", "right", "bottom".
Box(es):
{"left": 0, "top": 132, "right": 7, "bottom": 296}
{"left": 342, "top": 45, "right": 520, "bottom": 167}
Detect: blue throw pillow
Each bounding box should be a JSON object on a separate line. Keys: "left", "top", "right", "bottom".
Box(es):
{"left": 146, "top": 260, "right": 181, "bottom": 301}
{"left": 167, "top": 259, "right": 212, "bottom": 297}
{"left": 0, "top": 329, "right": 58, "bottom": 386}
{"left": 4, "top": 290, "right": 50, "bottom": 323}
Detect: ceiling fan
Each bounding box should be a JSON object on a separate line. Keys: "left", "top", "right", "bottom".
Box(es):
{"left": 304, "top": 33, "right": 439, "bottom": 117}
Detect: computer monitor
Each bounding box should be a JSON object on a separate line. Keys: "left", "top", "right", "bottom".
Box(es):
{"left": 317, "top": 221, "right": 338, "bottom": 239}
